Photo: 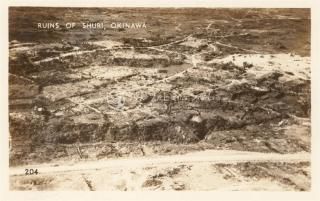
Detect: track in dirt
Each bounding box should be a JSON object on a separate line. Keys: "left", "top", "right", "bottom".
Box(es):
{"left": 10, "top": 150, "right": 310, "bottom": 176}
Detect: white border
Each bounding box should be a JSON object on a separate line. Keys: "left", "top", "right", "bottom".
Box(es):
{"left": 1, "top": 0, "right": 319, "bottom": 201}
{"left": 5, "top": 0, "right": 313, "bottom": 8}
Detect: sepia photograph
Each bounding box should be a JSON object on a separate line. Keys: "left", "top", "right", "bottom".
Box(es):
{"left": 8, "top": 7, "right": 311, "bottom": 191}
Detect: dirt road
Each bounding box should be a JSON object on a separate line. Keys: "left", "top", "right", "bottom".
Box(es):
{"left": 10, "top": 150, "right": 311, "bottom": 191}
{"left": 10, "top": 150, "right": 310, "bottom": 176}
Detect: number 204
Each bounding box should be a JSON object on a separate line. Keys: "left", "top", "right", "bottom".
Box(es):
{"left": 25, "top": 168, "right": 38, "bottom": 175}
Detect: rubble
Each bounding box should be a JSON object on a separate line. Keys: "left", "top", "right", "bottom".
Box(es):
{"left": 9, "top": 8, "right": 311, "bottom": 186}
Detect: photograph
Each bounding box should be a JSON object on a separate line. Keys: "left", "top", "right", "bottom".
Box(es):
{"left": 8, "top": 7, "right": 311, "bottom": 191}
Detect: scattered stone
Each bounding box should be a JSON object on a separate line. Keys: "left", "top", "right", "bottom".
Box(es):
{"left": 171, "top": 181, "right": 185, "bottom": 190}
{"left": 142, "top": 178, "right": 162, "bottom": 188}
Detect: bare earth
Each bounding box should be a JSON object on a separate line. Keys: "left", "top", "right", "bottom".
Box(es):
{"left": 10, "top": 150, "right": 310, "bottom": 191}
